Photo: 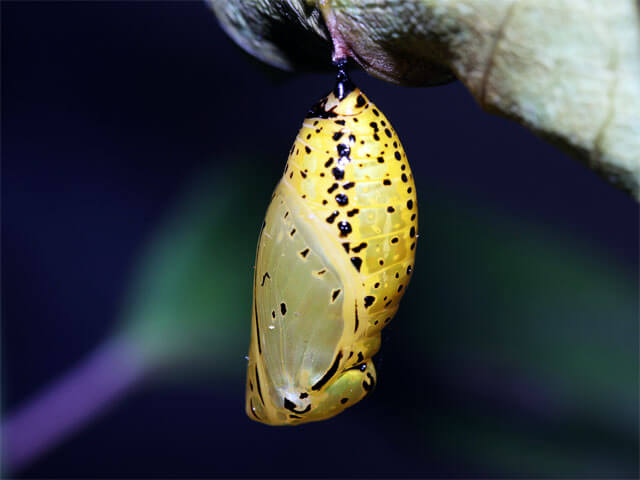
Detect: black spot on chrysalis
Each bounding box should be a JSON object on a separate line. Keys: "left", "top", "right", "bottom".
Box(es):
{"left": 312, "top": 351, "right": 343, "bottom": 391}
{"left": 354, "top": 301, "right": 359, "bottom": 332}
{"left": 350, "top": 257, "right": 362, "bottom": 272}
{"left": 335, "top": 193, "right": 349, "bottom": 205}
{"left": 337, "top": 143, "right": 350, "bottom": 158}
{"left": 283, "top": 398, "right": 311, "bottom": 414}
{"left": 326, "top": 211, "right": 339, "bottom": 224}
{"left": 338, "top": 221, "right": 352, "bottom": 237}
{"left": 351, "top": 242, "right": 367, "bottom": 253}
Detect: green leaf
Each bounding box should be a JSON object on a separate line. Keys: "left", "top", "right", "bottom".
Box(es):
{"left": 119, "top": 159, "right": 279, "bottom": 379}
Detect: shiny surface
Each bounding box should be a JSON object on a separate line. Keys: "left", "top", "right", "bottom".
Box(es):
{"left": 246, "top": 82, "right": 418, "bottom": 425}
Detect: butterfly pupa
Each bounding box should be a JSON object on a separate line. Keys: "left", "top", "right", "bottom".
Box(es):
{"left": 246, "top": 69, "right": 418, "bottom": 425}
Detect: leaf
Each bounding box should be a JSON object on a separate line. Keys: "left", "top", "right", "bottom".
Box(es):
{"left": 207, "top": 0, "right": 640, "bottom": 199}
{"left": 119, "top": 160, "right": 279, "bottom": 379}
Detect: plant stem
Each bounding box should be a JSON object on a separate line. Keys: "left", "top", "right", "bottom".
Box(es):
{"left": 2, "top": 336, "right": 149, "bottom": 473}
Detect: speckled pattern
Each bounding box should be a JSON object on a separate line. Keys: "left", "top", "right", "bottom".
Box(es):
{"left": 246, "top": 74, "right": 418, "bottom": 426}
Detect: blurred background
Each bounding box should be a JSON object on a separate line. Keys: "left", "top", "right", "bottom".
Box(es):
{"left": 2, "top": 1, "right": 638, "bottom": 478}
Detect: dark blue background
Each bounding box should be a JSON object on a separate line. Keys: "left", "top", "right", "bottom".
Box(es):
{"left": 2, "top": 1, "right": 637, "bottom": 477}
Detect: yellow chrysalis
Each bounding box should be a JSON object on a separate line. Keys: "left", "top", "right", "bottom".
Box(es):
{"left": 246, "top": 70, "right": 417, "bottom": 425}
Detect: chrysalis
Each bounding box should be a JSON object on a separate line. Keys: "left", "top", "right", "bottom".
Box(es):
{"left": 246, "top": 68, "right": 418, "bottom": 425}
